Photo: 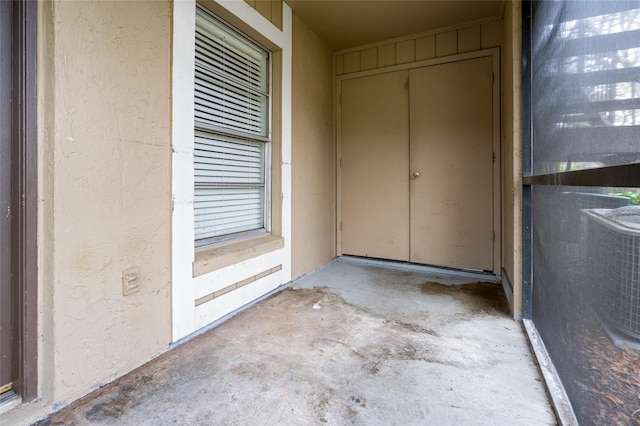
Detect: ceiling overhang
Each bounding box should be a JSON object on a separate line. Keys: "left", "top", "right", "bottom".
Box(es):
{"left": 286, "top": 0, "right": 505, "bottom": 51}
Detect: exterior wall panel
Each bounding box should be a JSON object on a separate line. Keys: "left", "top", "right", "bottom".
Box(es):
{"left": 43, "top": 0, "right": 172, "bottom": 404}
{"left": 244, "top": 0, "right": 283, "bottom": 29}
{"left": 291, "top": 15, "right": 335, "bottom": 279}
{"left": 335, "top": 19, "right": 502, "bottom": 76}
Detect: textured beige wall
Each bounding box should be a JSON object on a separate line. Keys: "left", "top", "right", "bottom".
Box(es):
{"left": 38, "top": 0, "right": 57, "bottom": 405}
{"left": 42, "top": 0, "right": 172, "bottom": 404}
{"left": 501, "top": 0, "right": 523, "bottom": 316}
{"left": 291, "top": 15, "right": 335, "bottom": 279}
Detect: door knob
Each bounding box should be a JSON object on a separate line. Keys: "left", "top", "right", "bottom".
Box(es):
{"left": 411, "top": 171, "right": 420, "bottom": 179}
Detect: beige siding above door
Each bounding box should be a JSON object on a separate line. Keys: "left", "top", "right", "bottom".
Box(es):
{"left": 409, "top": 57, "right": 494, "bottom": 270}
{"left": 341, "top": 71, "right": 410, "bottom": 261}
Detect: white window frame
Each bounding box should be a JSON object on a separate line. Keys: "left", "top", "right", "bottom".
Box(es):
{"left": 171, "top": 0, "right": 292, "bottom": 342}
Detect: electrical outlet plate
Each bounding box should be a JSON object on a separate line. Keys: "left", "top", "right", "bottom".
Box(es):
{"left": 122, "top": 267, "right": 140, "bottom": 296}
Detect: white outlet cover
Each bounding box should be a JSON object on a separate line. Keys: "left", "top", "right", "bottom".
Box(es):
{"left": 122, "top": 267, "right": 140, "bottom": 296}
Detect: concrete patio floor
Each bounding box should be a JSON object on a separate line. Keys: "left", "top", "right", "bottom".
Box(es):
{"left": 35, "top": 258, "right": 556, "bottom": 425}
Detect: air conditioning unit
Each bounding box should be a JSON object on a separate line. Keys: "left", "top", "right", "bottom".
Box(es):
{"left": 585, "top": 206, "right": 640, "bottom": 344}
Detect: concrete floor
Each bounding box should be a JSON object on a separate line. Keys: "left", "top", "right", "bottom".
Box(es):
{"left": 37, "top": 258, "right": 556, "bottom": 425}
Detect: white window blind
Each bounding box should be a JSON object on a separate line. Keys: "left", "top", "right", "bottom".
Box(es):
{"left": 195, "top": 6, "right": 269, "bottom": 139}
{"left": 194, "top": 7, "right": 270, "bottom": 245}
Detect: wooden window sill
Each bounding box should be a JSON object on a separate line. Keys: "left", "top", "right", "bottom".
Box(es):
{"left": 193, "top": 234, "right": 284, "bottom": 277}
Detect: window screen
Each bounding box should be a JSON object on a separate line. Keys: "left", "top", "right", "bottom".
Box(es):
{"left": 526, "top": 1, "right": 640, "bottom": 424}
{"left": 194, "top": 6, "right": 270, "bottom": 246}
{"left": 531, "top": 1, "right": 640, "bottom": 174}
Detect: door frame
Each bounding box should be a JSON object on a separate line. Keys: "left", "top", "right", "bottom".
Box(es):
{"left": 336, "top": 48, "right": 501, "bottom": 274}
{"left": 0, "top": 0, "right": 38, "bottom": 404}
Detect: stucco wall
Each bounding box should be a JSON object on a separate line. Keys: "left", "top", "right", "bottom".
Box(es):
{"left": 41, "top": 0, "right": 172, "bottom": 404}
{"left": 291, "top": 15, "right": 335, "bottom": 279}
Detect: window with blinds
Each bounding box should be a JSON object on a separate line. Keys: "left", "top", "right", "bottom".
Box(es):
{"left": 194, "top": 6, "right": 270, "bottom": 246}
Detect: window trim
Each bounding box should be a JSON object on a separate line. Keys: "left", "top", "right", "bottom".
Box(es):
{"left": 171, "top": 0, "right": 292, "bottom": 341}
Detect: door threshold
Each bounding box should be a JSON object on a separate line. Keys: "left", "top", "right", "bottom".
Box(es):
{"left": 0, "top": 389, "right": 20, "bottom": 415}
{"left": 337, "top": 255, "right": 501, "bottom": 282}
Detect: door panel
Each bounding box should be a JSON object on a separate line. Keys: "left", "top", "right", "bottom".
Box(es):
{"left": 409, "top": 57, "right": 494, "bottom": 270}
{"left": 341, "top": 71, "right": 410, "bottom": 261}
{"left": 0, "top": 0, "right": 13, "bottom": 392}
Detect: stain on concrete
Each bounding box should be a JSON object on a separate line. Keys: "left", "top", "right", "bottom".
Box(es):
{"left": 37, "top": 265, "right": 554, "bottom": 426}
{"left": 385, "top": 318, "right": 440, "bottom": 336}
{"left": 421, "top": 281, "right": 510, "bottom": 314}
{"left": 37, "top": 374, "right": 159, "bottom": 425}
{"left": 83, "top": 375, "right": 155, "bottom": 421}
{"left": 350, "top": 395, "right": 366, "bottom": 407}
{"left": 361, "top": 360, "right": 381, "bottom": 375}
